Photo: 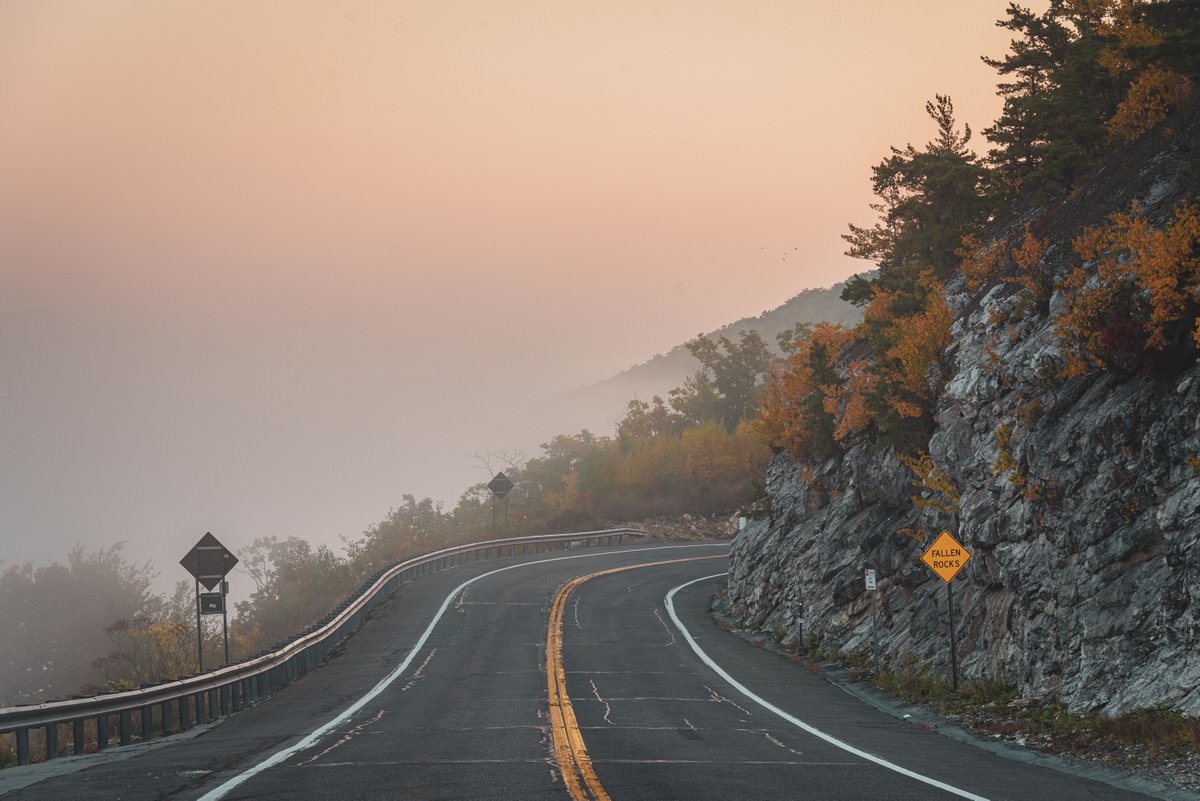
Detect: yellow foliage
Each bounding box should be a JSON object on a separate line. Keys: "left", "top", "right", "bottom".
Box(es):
{"left": 898, "top": 450, "right": 960, "bottom": 517}
{"left": 993, "top": 422, "right": 1018, "bottom": 476}
{"left": 1060, "top": 199, "right": 1200, "bottom": 372}
{"left": 755, "top": 323, "right": 853, "bottom": 458}
{"left": 1108, "top": 66, "right": 1192, "bottom": 142}
{"left": 1006, "top": 226, "right": 1052, "bottom": 305}
{"left": 823, "top": 359, "right": 875, "bottom": 439}
{"left": 1093, "top": 0, "right": 1157, "bottom": 75}
{"left": 863, "top": 287, "right": 897, "bottom": 327}
{"left": 882, "top": 274, "right": 954, "bottom": 415}
{"left": 957, "top": 234, "right": 1008, "bottom": 291}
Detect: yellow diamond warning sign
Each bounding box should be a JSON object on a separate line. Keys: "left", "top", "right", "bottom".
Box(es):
{"left": 920, "top": 530, "right": 971, "bottom": 583}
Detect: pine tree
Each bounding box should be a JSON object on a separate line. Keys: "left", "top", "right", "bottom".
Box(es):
{"left": 842, "top": 95, "right": 991, "bottom": 304}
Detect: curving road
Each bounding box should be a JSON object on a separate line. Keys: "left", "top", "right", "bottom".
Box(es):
{"left": 0, "top": 543, "right": 1176, "bottom": 801}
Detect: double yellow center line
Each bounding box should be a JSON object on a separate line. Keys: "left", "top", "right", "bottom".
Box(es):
{"left": 545, "top": 556, "right": 724, "bottom": 801}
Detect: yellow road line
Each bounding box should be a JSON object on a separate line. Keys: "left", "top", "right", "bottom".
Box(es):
{"left": 546, "top": 555, "right": 724, "bottom": 801}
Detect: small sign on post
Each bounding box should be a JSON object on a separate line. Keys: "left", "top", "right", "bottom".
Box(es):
{"left": 920, "top": 530, "right": 972, "bottom": 691}
{"left": 865, "top": 568, "right": 879, "bottom": 674}
{"left": 199, "top": 593, "right": 224, "bottom": 614}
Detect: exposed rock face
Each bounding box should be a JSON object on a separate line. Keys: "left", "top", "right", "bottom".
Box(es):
{"left": 727, "top": 126, "right": 1200, "bottom": 715}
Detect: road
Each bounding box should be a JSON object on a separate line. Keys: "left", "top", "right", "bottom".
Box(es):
{"left": 0, "top": 543, "right": 1178, "bottom": 800}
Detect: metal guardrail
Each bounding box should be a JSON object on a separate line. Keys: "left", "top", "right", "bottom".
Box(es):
{"left": 0, "top": 528, "right": 645, "bottom": 766}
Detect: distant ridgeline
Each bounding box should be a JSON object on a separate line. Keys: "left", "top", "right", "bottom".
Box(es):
{"left": 731, "top": 1, "right": 1200, "bottom": 715}
{"left": 551, "top": 282, "right": 862, "bottom": 434}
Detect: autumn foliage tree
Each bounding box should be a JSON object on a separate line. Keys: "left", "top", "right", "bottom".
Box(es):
{"left": 983, "top": 0, "right": 1196, "bottom": 199}
{"left": 755, "top": 323, "right": 852, "bottom": 461}
{"left": 1058, "top": 197, "right": 1200, "bottom": 375}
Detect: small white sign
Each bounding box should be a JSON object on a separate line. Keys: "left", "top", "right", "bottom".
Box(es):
{"left": 864, "top": 568, "right": 876, "bottom": 591}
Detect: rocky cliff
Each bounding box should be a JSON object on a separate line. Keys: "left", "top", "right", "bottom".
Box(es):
{"left": 727, "top": 121, "right": 1200, "bottom": 715}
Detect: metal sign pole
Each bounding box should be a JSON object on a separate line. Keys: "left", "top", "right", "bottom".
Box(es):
{"left": 487, "top": 473, "right": 514, "bottom": 533}
{"left": 194, "top": 576, "right": 204, "bottom": 672}
{"left": 865, "top": 568, "right": 879, "bottom": 675}
{"left": 948, "top": 580, "right": 958, "bottom": 692}
{"left": 871, "top": 588, "right": 879, "bottom": 676}
{"left": 920, "top": 530, "right": 970, "bottom": 693}
{"left": 221, "top": 580, "right": 231, "bottom": 667}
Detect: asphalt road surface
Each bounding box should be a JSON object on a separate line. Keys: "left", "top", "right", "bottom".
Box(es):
{"left": 0, "top": 543, "right": 1178, "bottom": 800}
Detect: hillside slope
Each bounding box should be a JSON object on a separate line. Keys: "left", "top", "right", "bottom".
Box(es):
{"left": 728, "top": 114, "right": 1200, "bottom": 714}
{"left": 539, "top": 282, "right": 861, "bottom": 437}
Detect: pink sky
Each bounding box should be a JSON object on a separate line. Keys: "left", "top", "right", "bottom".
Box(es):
{"left": 1, "top": 1, "right": 1040, "bottom": 582}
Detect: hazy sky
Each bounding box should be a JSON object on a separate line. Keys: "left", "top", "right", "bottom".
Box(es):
{"left": 2, "top": 1, "right": 1037, "bottom": 584}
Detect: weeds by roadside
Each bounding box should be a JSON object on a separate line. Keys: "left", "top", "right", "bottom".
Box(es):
{"left": 715, "top": 595, "right": 1198, "bottom": 794}
{"left": 814, "top": 647, "right": 1199, "bottom": 790}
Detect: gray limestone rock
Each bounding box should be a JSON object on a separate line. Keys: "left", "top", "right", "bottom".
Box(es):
{"left": 727, "top": 130, "right": 1200, "bottom": 716}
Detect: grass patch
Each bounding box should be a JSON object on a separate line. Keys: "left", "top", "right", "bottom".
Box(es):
{"left": 873, "top": 662, "right": 1198, "bottom": 760}
{"left": 875, "top": 663, "right": 1018, "bottom": 713}
{"left": 0, "top": 734, "right": 15, "bottom": 769}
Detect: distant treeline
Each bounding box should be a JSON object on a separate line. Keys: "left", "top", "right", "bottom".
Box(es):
{"left": 0, "top": 329, "right": 775, "bottom": 704}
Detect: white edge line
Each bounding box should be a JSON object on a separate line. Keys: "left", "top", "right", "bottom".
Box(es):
{"left": 197, "top": 543, "right": 726, "bottom": 801}
{"left": 664, "top": 572, "right": 994, "bottom": 801}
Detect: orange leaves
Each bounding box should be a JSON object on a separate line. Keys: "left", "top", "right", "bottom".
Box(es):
{"left": 1085, "top": 0, "right": 1193, "bottom": 143}
{"left": 1108, "top": 66, "right": 1192, "bottom": 142}
{"left": 1058, "top": 198, "right": 1200, "bottom": 374}
{"left": 758, "top": 272, "right": 956, "bottom": 461}
{"left": 885, "top": 279, "right": 953, "bottom": 408}
{"left": 755, "top": 323, "right": 851, "bottom": 459}
{"left": 823, "top": 359, "right": 875, "bottom": 439}
{"left": 957, "top": 234, "right": 1008, "bottom": 291}
{"left": 898, "top": 450, "right": 960, "bottom": 518}
{"left": 957, "top": 227, "right": 1050, "bottom": 307}
{"left": 1011, "top": 227, "right": 1049, "bottom": 287}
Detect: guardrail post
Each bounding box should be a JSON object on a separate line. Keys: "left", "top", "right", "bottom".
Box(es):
{"left": 96, "top": 714, "right": 108, "bottom": 751}
{"left": 178, "top": 696, "right": 190, "bottom": 730}
{"left": 161, "top": 700, "right": 173, "bottom": 734}
{"left": 194, "top": 692, "right": 205, "bottom": 724}
{"left": 45, "top": 723, "right": 57, "bottom": 760}
{"left": 16, "top": 729, "right": 29, "bottom": 766}
{"left": 208, "top": 689, "right": 218, "bottom": 719}
{"left": 73, "top": 718, "right": 85, "bottom": 754}
{"left": 140, "top": 706, "right": 152, "bottom": 741}
{"left": 120, "top": 709, "right": 132, "bottom": 745}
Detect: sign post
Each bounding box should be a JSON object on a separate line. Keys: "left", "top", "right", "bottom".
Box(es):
{"left": 864, "top": 568, "right": 879, "bottom": 675}
{"left": 919, "top": 530, "right": 971, "bottom": 692}
{"left": 180, "top": 533, "right": 239, "bottom": 670}
{"left": 487, "top": 472, "right": 515, "bottom": 531}
{"left": 221, "top": 580, "right": 231, "bottom": 666}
